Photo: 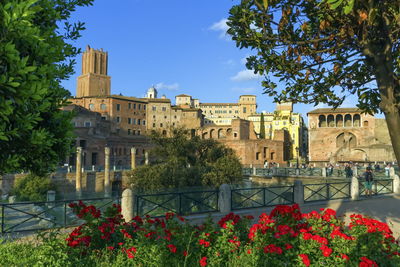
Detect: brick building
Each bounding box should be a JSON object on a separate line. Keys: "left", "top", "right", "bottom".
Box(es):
{"left": 198, "top": 119, "right": 290, "bottom": 166}
{"left": 307, "top": 108, "right": 395, "bottom": 165}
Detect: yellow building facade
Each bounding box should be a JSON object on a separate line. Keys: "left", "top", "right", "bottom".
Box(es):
{"left": 248, "top": 102, "right": 307, "bottom": 161}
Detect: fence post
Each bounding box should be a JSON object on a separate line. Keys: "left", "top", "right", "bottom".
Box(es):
{"left": 295, "top": 168, "right": 300, "bottom": 176}
{"left": 104, "top": 147, "right": 111, "bottom": 198}
{"left": 293, "top": 180, "right": 304, "bottom": 205}
{"left": 252, "top": 167, "right": 256, "bottom": 176}
{"left": 121, "top": 188, "right": 134, "bottom": 222}
{"left": 218, "top": 184, "right": 231, "bottom": 214}
{"left": 352, "top": 167, "right": 358, "bottom": 177}
{"left": 351, "top": 176, "right": 359, "bottom": 200}
{"left": 46, "top": 190, "right": 56, "bottom": 208}
{"left": 393, "top": 174, "right": 400, "bottom": 195}
{"left": 390, "top": 167, "right": 396, "bottom": 178}
{"left": 322, "top": 167, "right": 327, "bottom": 177}
{"left": 76, "top": 147, "right": 82, "bottom": 198}
{"left": 272, "top": 167, "right": 278, "bottom": 176}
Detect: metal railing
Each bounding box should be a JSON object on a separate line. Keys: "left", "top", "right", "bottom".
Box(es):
{"left": 135, "top": 190, "right": 219, "bottom": 217}
{"left": 0, "top": 196, "right": 120, "bottom": 234}
{"left": 304, "top": 182, "right": 351, "bottom": 203}
{"left": 359, "top": 179, "right": 393, "bottom": 196}
{"left": 231, "top": 186, "right": 294, "bottom": 210}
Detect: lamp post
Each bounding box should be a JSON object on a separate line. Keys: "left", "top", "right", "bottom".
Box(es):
{"left": 295, "top": 147, "right": 299, "bottom": 169}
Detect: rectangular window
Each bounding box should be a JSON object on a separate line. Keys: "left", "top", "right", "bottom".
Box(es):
{"left": 128, "top": 129, "right": 131, "bottom": 135}
{"left": 116, "top": 104, "right": 121, "bottom": 111}
{"left": 101, "top": 116, "right": 107, "bottom": 121}
{"left": 91, "top": 152, "right": 97, "bottom": 166}
{"left": 128, "top": 103, "right": 131, "bottom": 109}
{"left": 160, "top": 123, "right": 163, "bottom": 127}
{"left": 162, "top": 107, "right": 166, "bottom": 111}
{"left": 143, "top": 105, "right": 146, "bottom": 110}
{"left": 138, "top": 119, "right": 141, "bottom": 125}
{"left": 128, "top": 118, "right": 132, "bottom": 124}
{"left": 153, "top": 123, "right": 156, "bottom": 127}
{"left": 143, "top": 120, "right": 146, "bottom": 125}
{"left": 84, "top": 121, "right": 91, "bottom": 127}
{"left": 152, "top": 106, "right": 156, "bottom": 111}
{"left": 137, "top": 130, "right": 141, "bottom": 135}
{"left": 133, "top": 118, "right": 136, "bottom": 125}
{"left": 243, "top": 107, "right": 247, "bottom": 113}
{"left": 133, "top": 103, "right": 136, "bottom": 109}
{"left": 132, "top": 130, "right": 136, "bottom": 135}
{"left": 116, "top": 117, "right": 121, "bottom": 123}
{"left": 138, "top": 104, "right": 141, "bottom": 110}
{"left": 79, "top": 140, "right": 86, "bottom": 149}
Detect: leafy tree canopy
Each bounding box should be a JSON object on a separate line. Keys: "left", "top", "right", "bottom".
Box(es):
{"left": 227, "top": 0, "right": 400, "bottom": 161}
{"left": 128, "top": 128, "right": 243, "bottom": 191}
{"left": 0, "top": 0, "right": 93, "bottom": 175}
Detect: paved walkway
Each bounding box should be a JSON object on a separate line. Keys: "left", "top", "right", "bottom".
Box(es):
{"left": 188, "top": 194, "right": 400, "bottom": 239}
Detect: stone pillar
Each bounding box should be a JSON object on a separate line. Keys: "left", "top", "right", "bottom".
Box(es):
{"left": 131, "top": 147, "right": 136, "bottom": 170}
{"left": 351, "top": 176, "right": 359, "bottom": 200}
{"left": 393, "top": 174, "right": 400, "bottom": 195}
{"left": 293, "top": 180, "right": 304, "bottom": 205}
{"left": 121, "top": 188, "right": 134, "bottom": 222}
{"left": 272, "top": 167, "right": 278, "bottom": 176}
{"left": 145, "top": 151, "right": 149, "bottom": 165}
{"left": 92, "top": 165, "right": 95, "bottom": 171}
{"left": 218, "top": 184, "right": 231, "bottom": 213}
{"left": 390, "top": 167, "right": 396, "bottom": 177}
{"left": 104, "top": 147, "right": 111, "bottom": 197}
{"left": 252, "top": 167, "right": 256, "bottom": 176}
{"left": 76, "top": 147, "right": 82, "bottom": 197}
{"left": 295, "top": 168, "right": 300, "bottom": 176}
{"left": 352, "top": 167, "right": 358, "bottom": 177}
{"left": 322, "top": 167, "right": 327, "bottom": 177}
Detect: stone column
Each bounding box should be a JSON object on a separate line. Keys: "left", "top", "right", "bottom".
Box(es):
{"left": 145, "top": 151, "right": 149, "bottom": 165}
{"left": 293, "top": 180, "right": 304, "bottom": 205}
{"left": 121, "top": 188, "right": 134, "bottom": 222}
{"left": 76, "top": 147, "right": 82, "bottom": 197}
{"left": 295, "top": 168, "right": 300, "bottom": 176}
{"left": 393, "top": 174, "right": 400, "bottom": 195}
{"left": 252, "top": 167, "right": 257, "bottom": 176}
{"left": 351, "top": 176, "right": 359, "bottom": 200}
{"left": 131, "top": 147, "right": 136, "bottom": 170}
{"left": 104, "top": 147, "right": 111, "bottom": 197}
{"left": 218, "top": 184, "right": 231, "bottom": 213}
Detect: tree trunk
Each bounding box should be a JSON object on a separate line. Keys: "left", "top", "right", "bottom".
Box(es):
{"left": 383, "top": 110, "right": 400, "bottom": 164}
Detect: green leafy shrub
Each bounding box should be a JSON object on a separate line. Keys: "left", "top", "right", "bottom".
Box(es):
{"left": 11, "top": 174, "right": 56, "bottom": 202}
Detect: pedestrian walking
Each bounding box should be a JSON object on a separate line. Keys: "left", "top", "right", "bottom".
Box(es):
{"left": 363, "top": 167, "right": 374, "bottom": 197}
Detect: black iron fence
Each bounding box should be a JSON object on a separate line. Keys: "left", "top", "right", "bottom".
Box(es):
{"left": 0, "top": 196, "right": 120, "bottom": 234}
{"left": 231, "top": 186, "right": 294, "bottom": 210}
{"left": 359, "top": 179, "right": 393, "bottom": 196}
{"left": 135, "top": 190, "right": 219, "bottom": 217}
{"left": 304, "top": 182, "right": 351, "bottom": 203}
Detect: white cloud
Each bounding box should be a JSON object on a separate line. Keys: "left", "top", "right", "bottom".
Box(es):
{"left": 155, "top": 82, "right": 179, "bottom": 91}
{"left": 209, "top": 18, "right": 230, "bottom": 39}
{"left": 231, "top": 87, "right": 256, "bottom": 93}
{"left": 240, "top": 57, "right": 248, "bottom": 65}
{"left": 230, "top": 69, "right": 262, "bottom": 82}
{"left": 223, "top": 59, "right": 235, "bottom": 66}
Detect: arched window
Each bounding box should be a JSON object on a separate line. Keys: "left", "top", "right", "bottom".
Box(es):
{"left": 218, "top": 129, "right": 224, "bottom": 139}
{"left": 270, "top": 152, "right": 275, "bottom": 160}
{"left": 318, "top": 115, "right": 326, "bottom": 127}
{"left": 363, "top": 120, "right": 369, "bottom": 127}
{"left": 327, "top": 115, "right": 335, "bottom": 127}
{"left": 210, "top": 129, "right": 215, "bottom": 139}
{"left": 336, "top": 114, "right": 343, "bottom": 127}
{"left": 353, "top": 114, "right": 361, "bottom": 127}
{"left": 344, "top": 114, "right": 352, "bottom": 127}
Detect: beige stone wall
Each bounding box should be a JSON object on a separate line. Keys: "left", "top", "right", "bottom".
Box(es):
{"left": 308, "top": 110, "right": 395, "bottom": 164}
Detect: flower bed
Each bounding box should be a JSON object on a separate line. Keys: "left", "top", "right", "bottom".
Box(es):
{"left": 62, "top": 201, "right": 400, "bottom": 266}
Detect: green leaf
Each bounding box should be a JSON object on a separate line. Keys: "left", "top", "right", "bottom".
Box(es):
{"left": 343, "top": 0, "right": 355, "bottom": 14}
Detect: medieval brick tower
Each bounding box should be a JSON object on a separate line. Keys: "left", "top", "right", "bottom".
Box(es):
{"left": 76, "top": 46, "right": 111, "bottom": 97}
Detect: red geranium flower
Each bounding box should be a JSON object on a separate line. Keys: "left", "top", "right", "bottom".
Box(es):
{"left": 199, "top": 256, "right": 207, "bottom": 266}
{"left": 299, "top": 254, "right": 310, "bottom": 266}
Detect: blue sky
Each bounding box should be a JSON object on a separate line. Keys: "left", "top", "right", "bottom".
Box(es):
{"left": 61, "top": 0, "right": 359, "bottom": 118}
